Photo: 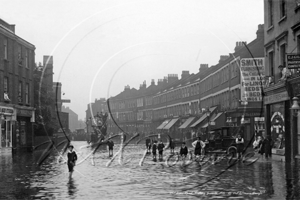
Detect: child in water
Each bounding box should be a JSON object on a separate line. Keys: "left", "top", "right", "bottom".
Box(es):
{"left": 152, "top": 141, "right": 157, "bottom": 161}
{"left": 236, "top": 134, "right": 244, "bottom": 159}
{"left": 179, "top": 142, "right": 188, "bottom": 159}
{"left": 67, "top": 145, "right": 77, "bottom": 178}
{"left": 157, "top": 140, "right": 165, "bottom": 161}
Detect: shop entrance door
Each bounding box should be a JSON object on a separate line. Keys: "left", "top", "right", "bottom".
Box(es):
{"left": 1, "top": 120, "right": 12, "bottom": 148}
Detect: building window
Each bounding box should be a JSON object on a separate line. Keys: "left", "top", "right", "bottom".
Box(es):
{"left": 268, "top": 51, "right": 274, "bottom": 76}
{"left": 4, "top": 77, "right": 10, "bottom": 101}
{"left": 18, "top": 45, "right": 22, "bottom": 66}
{"left": 280, "top": 0, "right": 286, "bottom": 19}
{"left": 268, "top": 0, "right": 273, "bottom": 27}
{"left": 18, "top": 82, "right": 22, "bottom": 103}
{"left": 280, "top": 44, "right": 286, "bottom": 66}
{"left": 4, "top": 38, "right": 7, "bottom": 60}
{"left": 25, "top": 50, "right": 28, "bottom": 68}
{"left": 25, "top": 83, "right": 29, "bottom": 104}
{"left": 4, "top": 77, "right": 8, "bottom": 92}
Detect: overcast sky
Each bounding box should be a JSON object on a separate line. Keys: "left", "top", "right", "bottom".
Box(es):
{"left": 0, "top": 0, "right": 263, "bottom": 120}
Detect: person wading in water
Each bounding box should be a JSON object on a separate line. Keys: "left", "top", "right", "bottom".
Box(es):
{"left": 192, "top": 137, "right": 206, "bottom": 158}
{"left": 67, "top": 145, "right": 77, "bottom": 179}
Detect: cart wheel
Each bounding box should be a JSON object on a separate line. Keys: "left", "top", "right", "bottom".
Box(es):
{"left": 227, "top": 146, "right": 237, "bottom": 156}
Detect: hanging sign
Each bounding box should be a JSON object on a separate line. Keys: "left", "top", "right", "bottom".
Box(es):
{"left": 287, "top": 54, "right": 300, "bottom": 69}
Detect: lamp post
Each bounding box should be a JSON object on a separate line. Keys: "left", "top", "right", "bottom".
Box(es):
{"left": 202, "top": 108, "right": 211, "bottom": 140}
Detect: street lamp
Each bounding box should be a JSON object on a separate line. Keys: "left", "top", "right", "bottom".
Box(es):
{"left": 290, "top": 97, "right": 300, "bottom": 116}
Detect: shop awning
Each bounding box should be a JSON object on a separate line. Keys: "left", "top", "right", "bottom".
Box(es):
{"left": 190, "top": 114, "right": 207, "bottom": 128}
{"left": 179, "top": 117, "right": 195, "bottom": 129}
{"left": 201, "top": 112, "right": 224, "bottom": 128}
{"left": 163, "top": 118, "right": 179, "bottom": 130}
{"left": 209, "top": 106, "right": 217, "bottom": 113}
{"left": 157, "top": 119, "right": 170, "bottom": 130}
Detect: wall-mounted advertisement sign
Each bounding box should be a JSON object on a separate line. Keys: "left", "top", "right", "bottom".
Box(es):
{"left": 287, "top": 54, "right": 300, "bottom": 69}
{"left": 240, "top": 58, "right": 265, "bottom": 102}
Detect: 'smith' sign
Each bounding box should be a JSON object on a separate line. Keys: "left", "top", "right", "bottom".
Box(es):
{"left": 287, "top": 54, "right": 300, "bottom": 69}
{"left": 240, "top": 58, "right": 265, "bottom": 102}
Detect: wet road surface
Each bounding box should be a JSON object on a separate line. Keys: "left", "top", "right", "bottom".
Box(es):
{"left": 0, "top": 141, "right": 299, "bottom": 199}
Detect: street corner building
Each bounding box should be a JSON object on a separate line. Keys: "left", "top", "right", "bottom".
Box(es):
{"left": 263, "top": 0, "right": 300, "bottom": 162}
{"left": 0, "top": 18, "right": 35, "bottom": 152}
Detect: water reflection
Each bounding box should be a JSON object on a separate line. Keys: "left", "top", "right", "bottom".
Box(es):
{"left": 0, "top": 142, "right": 300, "bottom": 199}
{"left": 285, "top": 162, "right": 300, "bottom": 199}
{"left": 67, "top": 177, "right": 78, "bottom": 197}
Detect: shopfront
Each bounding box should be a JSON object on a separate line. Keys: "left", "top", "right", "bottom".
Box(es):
{"left": 226, "top": 108, "right": 264, "bottom": 144}
{"left": 264, "top": 89, "right": 290, "bottom": 162}
{"left": 14, "top": 106, "right": 35, "bottom": 151}
{"left": 0, "top": 106, "right": 16, "bottom": 148}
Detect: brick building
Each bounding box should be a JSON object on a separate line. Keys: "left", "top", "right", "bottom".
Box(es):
{"left": 87, "top": 24, "right": 265, "bottom": 146}
{"left": 263, "top": 0, "right": 300, "bottom": 162}
{"left": 0, "top": 18, "right": 35, "bottom": 151}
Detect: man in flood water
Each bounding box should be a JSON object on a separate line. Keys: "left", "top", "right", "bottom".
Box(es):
{"left": 192, "top": 137, "right": 206, "bottom": 157}
{"left": 67, "top": 145, "right": 77, "bottom": 179}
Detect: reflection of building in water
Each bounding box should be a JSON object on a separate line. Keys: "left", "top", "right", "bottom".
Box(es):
{"left": 0, "top": 18, "right": 35, "bottom": 151}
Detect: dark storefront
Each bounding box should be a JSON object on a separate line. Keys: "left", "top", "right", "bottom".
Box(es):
{"left": 264, "top": 86, "right": 290, "bottom": 162}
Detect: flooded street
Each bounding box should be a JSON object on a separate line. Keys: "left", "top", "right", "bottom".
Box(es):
{"left": 0, "top": 141, "right": 299, "bottom": 199}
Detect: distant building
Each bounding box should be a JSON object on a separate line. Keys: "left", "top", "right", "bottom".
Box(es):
{"left": 85, "top": 98, "right": 108, "bottom": 135}
{"left": 0, "top": 18, "right": 36, "bottom": 151}
{"left": 36, "top": 56, "right": 71, "bottom": 135}
{"left": 62, "top": 106, "right": 78, "bottom": 132}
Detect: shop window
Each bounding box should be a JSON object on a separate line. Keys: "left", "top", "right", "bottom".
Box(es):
{"left": 270, "top": 103, "right": 285, "bottom": 149}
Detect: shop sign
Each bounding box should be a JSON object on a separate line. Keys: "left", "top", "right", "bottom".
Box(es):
{"left": 229, "top": 112, "right": 263, "bottom": 117}
{"left": 264, "top": 91, "right": 289, "bottom": 105}
{"left": 0, "top": 106, "right": 14, "bottom": 115}
{"left": 287, "top": 54, "right": 300, "bottom": 69}
{"left": 17, "top": 109, "right": 32, "bottom": 117}
{"left": 240, "top": 58, "right": 265, "bottom": 102}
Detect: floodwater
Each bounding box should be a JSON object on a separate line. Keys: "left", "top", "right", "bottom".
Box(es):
{"left": 0, "top": 141, "right": 299, "bottom": 200}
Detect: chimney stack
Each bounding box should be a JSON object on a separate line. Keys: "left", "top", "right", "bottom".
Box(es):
{"left": 199, "top": 64, "right": 209, "bottom": 72}
{"left": 151, "top": 79, "right": 155, "bottom": 86}
{"left": 234, "top": 41, "right": 247, "bottom": 52}
{"left": 181, "top": 71, "right": 190, "bottom": 80}
{"left": 168, "top": 74, "right": 178, "bottom": 84}
{"left": 163, "top": 76, "right": 168, "bottom": 84}
{"left": 256, "top": 24, "right": 264, "bottom": 39}
{"left": 157, "top": 79, "right": 163, "bottom": 86}
{"left": 219, "top": 55, "right": 229, "bottom": 63}
{"left": 124, "top": 85, "right": 130, "bottom": 91}
{"left": 139, "top": 81, "right": 146, "bottom": 90}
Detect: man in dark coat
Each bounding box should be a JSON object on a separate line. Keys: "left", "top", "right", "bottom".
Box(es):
{"left": 262, "top": 135, "right": 273, "bottom": 159}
